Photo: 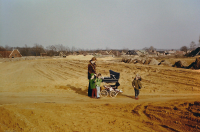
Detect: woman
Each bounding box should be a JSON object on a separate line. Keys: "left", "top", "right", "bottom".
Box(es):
{"left": 88, "top": 57, "right": 97, "bottom": 97}
{"left": 132, "top": 74, "right": 142, "bottom": 100}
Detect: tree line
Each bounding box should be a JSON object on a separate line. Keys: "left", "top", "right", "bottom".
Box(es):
{"left": 1, "top": 40, "right": 200, "bottom": 57}
{"left": 0, "top": 44, "right": 87, "bottom": 56}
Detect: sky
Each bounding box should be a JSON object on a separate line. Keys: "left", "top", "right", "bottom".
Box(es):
{"left": 0, "top": 0, "right": 200, "bottom": 50}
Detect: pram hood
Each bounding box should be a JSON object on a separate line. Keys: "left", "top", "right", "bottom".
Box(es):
{"left": 109, "top": 70, "right": 120, "bottom": 79}
{"left": 102, "top": 70, "right": 120, "bottom": 83}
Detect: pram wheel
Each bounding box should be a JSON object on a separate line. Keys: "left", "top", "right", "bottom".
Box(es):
{"left": 110, "top": 91, "right": 117, "bottom": 98}
{"left": 100, "top": 90, "right": 108, "bottom": 97}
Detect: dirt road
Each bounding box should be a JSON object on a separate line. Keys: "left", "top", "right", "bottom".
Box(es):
{"left": 0, "top": 56, "right": 200, "bottom": 132}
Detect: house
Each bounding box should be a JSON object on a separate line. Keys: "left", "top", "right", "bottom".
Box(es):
{"left": 87, "top": 50, "right": 95, "bottom": 55}
{"left": 157, "top": 51, "right": 166, "bottom": 56}
{"left": 136, "top": 50, "right": 148, "bottom": 56}
{"left": 166, "top": 50, "right": 176, "bottom": 55}
{"left": 59, "top": 51, "right": 67, "bottom": 58}
{"left": 72, "top": 51, "right": 78, "bottom": 55}
{"left": 0, "top": 49, "right": 22, "bottom": 58}
{"left": 147, "top": 51, "right": 157, "bottom": 57}
{"left": 40, "top": 53, "right": 47, "bottom": 57}
{"left": 120, "top": 51, "right": 126, "bottom": 56}
{"left": 111, "top": 50, "right": 121, "bottom": 57}
{"left": 98, "top": 50, "right": 111, "bottom": 57}
{"left": 126, "top": 50, "right": 138, "bottom": 55}
{"left": 78, "top": 51, "right": 87, "bottom": 56}
{"left": 108, "top": 50, "right": 115, "bottom": 57}
{"left": 175, "top": 51, "right": 186, "bottom": 55}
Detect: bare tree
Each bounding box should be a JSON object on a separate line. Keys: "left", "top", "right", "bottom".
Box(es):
{"left": 142, "top": 47, "right": 148, "bottom": 50}
{"left": 55, "top": 44, "right": 66, "bottom": 52}
{"left": 180, "top": 46, "right": 188, "bottom": 53}
{"left": 71, "top": 46, "right": 76, "bottom": 52}
{"left": 190, "top": 41, "right": 196, "bottom": 50}
{"left": 46, "top": 45, "right": 57, "bottom": 56}
{"left": 32, "top": 43, "right": 45, "bottom": 56}
{"left": 106, "top": 47, "right": 110, "bottom": 50}
{"left": 5, "top": 45, "right": 13, "bottom": 51}
{"left": 19, "top": 44, "right": 31, "bottom": 56}
{"left": 0, "top": 46, "right": 6, "bottom": 51}
{"left": 122, "top": 47, "right": 129, "bottom": 53}
{"left": 65, "top": 46, "right": 70, "bottom": 52}
{"left": 149, "top": 46, "right": 155, "bottom": 51}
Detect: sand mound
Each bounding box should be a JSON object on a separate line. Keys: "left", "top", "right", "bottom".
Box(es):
{"left": 158, "top": 60, "right": 172, "bottom": 66}
{"left": 121, "top": 58, "right": 132, "bottom": 63}
{"left": 121, "top": 57, "right": 135, "bottom": 63}
{"left": 143, "top": 59, "right": 151, "bottom": 65}
{"left": 187, "top": 57, "right": 200, "bottom": 69}
{"left": 172, "top": 60, "right": 188, "bottom": 68}
{"left": 122, "top": 57, "right": 147, "bottom": 64}
{"left": 188, "top": 47, "right": 200, "bottom": 57}
{"left": 148, "top": 58, "right": 159, "bottom": 65}
{"left": 133, "top": 58, "right": 144, "bottom": 64}
{"left": 122, "top": 57, "right": 160, "bottom": 65}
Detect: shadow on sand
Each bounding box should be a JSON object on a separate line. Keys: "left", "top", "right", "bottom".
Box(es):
{"left": 117, "top": 93, "right": 135, "bottom": 99}
{"left": 66, "top": 84, "right": 88, "bottom": 96}
{"left": 58, "top": 85, "right": 136, "bottom": 99}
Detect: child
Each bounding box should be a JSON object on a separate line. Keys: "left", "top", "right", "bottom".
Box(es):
{"left": 132, "top": 74, "right": 142, "bottom": 100}
{"left": 95, "top": 73, "right": 102, "bottom": 99}
{"left": 89, "top": 73, "right": 97, "bottom": 98}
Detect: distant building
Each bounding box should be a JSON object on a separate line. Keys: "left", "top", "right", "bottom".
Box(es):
{"left": 126, "top": 50, "right": 138, "bottom": 55}
{"left": 157, "top": 51, "right": 166, "bottom": 56}
{"left": 40, "top": 53, "right": 47, "bottom": 57}
{"left": 147, "top": 51, "right": 157, "bottom": 57}
{"left": 59, "top": 52, "right": 66, "bottom": 58}
{"left": 136, "top": 50, "right": 147, "bottom": 56}
{"left": 167, "top": 50, "right": 176, "bottom": 55}
{"left": 0, "top": 49, "right": 22, "bottom": 58}
{"left": 120, "top": 50, "right": 126, "bottom": 56}
{"left": 175, "top": 51, "right": 186, "bottom": 55}
{"left": 97, "top": 50, "right": 112, "bottom": 57}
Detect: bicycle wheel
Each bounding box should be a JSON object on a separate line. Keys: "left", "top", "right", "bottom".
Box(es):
{"left": 110, "top": 91, "right": 117, "bottom": 98}
{"left": 100, "top": 90, "right": 108, "bottom": 97}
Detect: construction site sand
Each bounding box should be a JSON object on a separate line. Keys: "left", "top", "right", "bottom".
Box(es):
{"left": 0, "top": 56, "right": 200, "bottom": 132}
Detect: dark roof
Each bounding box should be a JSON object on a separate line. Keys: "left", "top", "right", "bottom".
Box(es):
{"left": 157, "top": 51, "right": 165, "bottom": 53}
{"left": 126, "top": 50, "right": 138, "bottom": 55}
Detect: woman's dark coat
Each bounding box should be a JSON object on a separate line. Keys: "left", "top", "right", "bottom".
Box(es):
{"left": 88, "top": 61, "right": 96, "bottom": 96}
{"left": 88, "top": 61, "right": 96, "bottom": 79}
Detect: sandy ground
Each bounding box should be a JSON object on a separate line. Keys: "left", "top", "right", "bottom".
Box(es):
{"left": 0, "top": 55, "right": 200, "bottom": 132}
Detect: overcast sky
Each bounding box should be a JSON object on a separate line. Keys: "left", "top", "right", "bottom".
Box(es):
{"left": 0, "top": 0, "right": 200, "bottom": 50}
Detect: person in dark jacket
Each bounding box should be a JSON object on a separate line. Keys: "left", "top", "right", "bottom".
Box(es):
{"left": 88, "top": 57, "right": 97, "bottom": 97}
{"left": 132, "top": 74, "right": 142, "bottom": 100}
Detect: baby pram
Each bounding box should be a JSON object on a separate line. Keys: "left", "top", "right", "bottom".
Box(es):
{"left": 100, "top": 70, "right": 123, "bottom": 98}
